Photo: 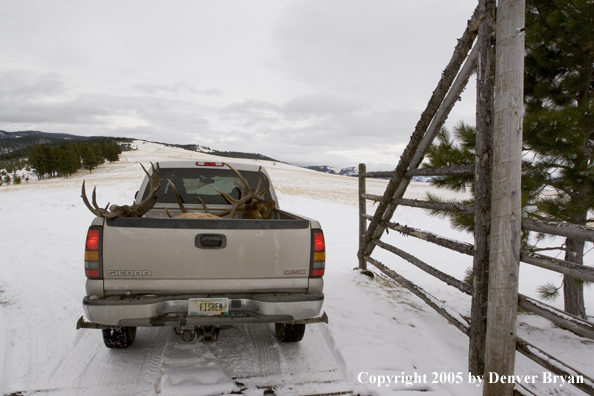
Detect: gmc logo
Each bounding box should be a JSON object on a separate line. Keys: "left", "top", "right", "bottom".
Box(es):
{"left": 106, "top": 270, "right": 152, "bottom": 277}
{"left": 284, "top": 269, "right": 306, "bottom": 275}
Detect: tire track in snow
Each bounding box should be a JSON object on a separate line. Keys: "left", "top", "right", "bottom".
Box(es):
{"left": 154, "top": 323, "right": 353, "bottom": 396}
{"left": 36, "top": 327, "right": 169, "bottom": 396}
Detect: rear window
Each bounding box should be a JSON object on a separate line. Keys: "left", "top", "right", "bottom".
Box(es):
{"left": 143, "top": 168, "right": 272, "bottom": 205}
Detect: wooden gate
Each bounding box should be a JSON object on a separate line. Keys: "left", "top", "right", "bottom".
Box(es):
{"left": 357, "top": 1, "right": 594, "bottom": 395}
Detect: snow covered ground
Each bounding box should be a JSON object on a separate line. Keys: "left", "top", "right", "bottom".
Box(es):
{"left": 0, "top": 141, "right": 592, "bottom": 396}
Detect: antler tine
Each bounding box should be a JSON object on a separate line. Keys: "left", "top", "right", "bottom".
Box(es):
{"left": 210, "top": 185, "right": 238, "bottom": 205}
{"left": 195, "top": 196, "right": 212, "bottom": 215}
{"left": 140, "top": 162, "right": 160, "bottom": 195}
{"left": 209, "top": 184, "right": 250, "bottom": 218}
{"left": 257, "top": 173, "right": 271, "bottom": 198}
{"left": 91, "top": 186, "right": 104, "bottom": 213}
{"left": 254, "top": 178, "right": 263, "bottom": 194}
{"left": 224, "top": 162, "right": 269, "bottom": 201}
{"left": 209, "top": 163, "right": 274, "bottom": 218}
{"left": 81, "top": 180, "right": 103, "bottom": 217}
{"left": 167, "top": 179, "right": 188, "bottom": 213}
{"left": 131, "top": 162, "right": 161, "bottom": 209}
{"left": 223, "top": 162, "right": 253, "bottom": 193}
{"left": 81, "top": 163, "right": 161, "bottom": 219}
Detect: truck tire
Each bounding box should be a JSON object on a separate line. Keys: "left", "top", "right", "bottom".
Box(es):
{"left": 275, "top": 323, "right": 306, "bottom": 342}
{"left": 102, "top": 326, "right": 137, "bottom": 348}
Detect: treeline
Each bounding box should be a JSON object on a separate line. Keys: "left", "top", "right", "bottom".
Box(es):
{"left": 164, "top": 143, "right": 280, "bottom": 163}
{"left": 28, "top": 141, "right": 122, "bottom": 179}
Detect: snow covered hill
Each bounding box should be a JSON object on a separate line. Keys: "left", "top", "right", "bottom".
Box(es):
{"left": 0, "top": 141, "right": 592, "bottom": 396}
{"left": 305, "top": 165, "right": 358, "bottom": 178}
{"left": 306, "top": 165, "right": 432, "bottom": 182}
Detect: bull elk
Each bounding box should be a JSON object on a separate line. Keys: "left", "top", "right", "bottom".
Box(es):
{"left": 167, "top": 163, "right": 276, "bottom": 220}
{"left": 81, "top": 163, "right": 160, "bottom": 219}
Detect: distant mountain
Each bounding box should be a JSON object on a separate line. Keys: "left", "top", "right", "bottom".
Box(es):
{"left": 306, "top": 165, "right": 432, "bottom": 182}
{"left": 0, "top": 130, "right": 132, "bottom": 159}
{"left": 0, "top": 130, "right": 280, "bottom": 163}
{"left": 411, "top": 176, "right": 434, "bottom": 182}
{"left": 0, "top": 130, "right": 88, "bottom": 140}
{"left": 159, "top": 143, "right": 280, "bottom": 163}
{"left": 306, "top": 165, "right": 358, "bottom": 177}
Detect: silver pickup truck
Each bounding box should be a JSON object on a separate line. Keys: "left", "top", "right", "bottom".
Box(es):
{"left": 77, "top": 161, "right": 326, "bottom": 348}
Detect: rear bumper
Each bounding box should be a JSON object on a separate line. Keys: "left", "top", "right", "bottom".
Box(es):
{"left": 82, "top": 293, "right": 324, "bottom": 327}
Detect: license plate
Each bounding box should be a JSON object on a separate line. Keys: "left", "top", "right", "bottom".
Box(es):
{"left": 188, "top": 298, "right": 229, "bottom": 316}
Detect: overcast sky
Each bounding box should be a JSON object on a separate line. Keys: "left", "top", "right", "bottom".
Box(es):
{"left": 1, "top": 0, "right": 479, "bottom": 170}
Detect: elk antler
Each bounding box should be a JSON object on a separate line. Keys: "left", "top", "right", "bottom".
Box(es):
{"left": 165, "top": 179, "right": 220, "bottom": 219}
{"left": 211, "top": 163, "right": 272, "bottom": 219}
{"left": 81, "top": 162, "right": 161, "bottom": 219}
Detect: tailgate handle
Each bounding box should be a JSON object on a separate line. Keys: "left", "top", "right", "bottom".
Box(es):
{"left": 196, "top": 234, "right": 226, "bottom": 249}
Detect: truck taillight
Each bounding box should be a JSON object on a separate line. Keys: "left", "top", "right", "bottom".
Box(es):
{"left": 86, "top": 229, "right": 99, "bottom": 250}
{"left": 85, "top": 226, "right": 103, "bottom": 279}
{"left": 311, "top": 230, "right": 325, "bottom": 277}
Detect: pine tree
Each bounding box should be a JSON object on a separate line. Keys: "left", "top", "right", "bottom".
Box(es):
{"left": 105, "top": 142, "right": 120, "bottom": 163}
{"left": 56, "top": 146, "right": 71, "bottom": 177}
{"left": 29, "top": 144, "right": 48, "bottom": 179}
{"left": 422, "top": 123, "right": 476, "bottom": 232}
{"left": 80, "top": 143, "right": 103, "bottom": 173}
{"left": 67, "top": 144, "right": 81, "bottom": 175}
{"left": 523, "top": 0, "right": 594, "bottom": 319}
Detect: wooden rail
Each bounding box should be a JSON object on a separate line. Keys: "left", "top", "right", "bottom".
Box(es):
{"left": 359, "top": 173, "right": 594, "bottom": 394}
{"left": 364, "top": 193, "right": 594, "bottom": 244}
{"left": 356, "top": 0, "right": 591, "bottom": 393}
{"left": 371, "top": 224, "right": 594, "bottom": 340}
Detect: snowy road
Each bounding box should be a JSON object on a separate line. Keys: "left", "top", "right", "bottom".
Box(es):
{"left": 28, "top": 323, "right": 351, "bottom": 396}
{"left": 1, "top": 142, "right": 593, "bottom": 396}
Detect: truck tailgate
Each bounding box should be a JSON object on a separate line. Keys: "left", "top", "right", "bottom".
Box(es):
{"left": 102, "top": 217, "right": 312, "bottom": 294}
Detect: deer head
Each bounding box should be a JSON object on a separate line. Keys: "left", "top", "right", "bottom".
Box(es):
{"left": 81, "top": 163, "right": 160, "bottom": 219}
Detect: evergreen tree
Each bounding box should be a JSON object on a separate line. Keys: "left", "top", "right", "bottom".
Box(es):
{"left": 67, "top": 144, "right": 81, "bottom": 175}
{"left": 105, "top": 142, "right": 120, "bottom": 163}
{"left": 425, "top": 1, "right": 593, "bottom": 319}
{"left": 523, "top": 0, "right": 594, "bottom": 319}
{"left": 29, "top": 144, "right": 49, "bottom": 179}
{"left": 98, "top": 141, "right": 108, "bottom": 159}
{"left": 80, "top": 143, "right": 103, "bottom": 173}
{"left": 422, "top": 123, "right": 476, "bottom": 232}
{"left": 56, "top": 146, "right": 71, "bottom": 177}
{"left": 42, "top": 145, "right": 57, "bottom": 177}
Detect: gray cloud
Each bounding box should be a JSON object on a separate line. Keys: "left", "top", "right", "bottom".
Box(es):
{"left": 129, "top": 82, "right": 222, "bottom": 97}
{"left": 0, "top": 1, "right": 479, "bottom": 170}
{"left": 281, "top": 93, "right": 365, "bottom": 120}
{"left": 0, "top": 69, "right": 69, "bottom": 100}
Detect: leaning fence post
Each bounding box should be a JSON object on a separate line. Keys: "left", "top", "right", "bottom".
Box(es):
{"left": 483, "top": 0, "right": 525, "bottom": 395}
{"left": 358, "top": 163, "right": 367, "bottom": 270}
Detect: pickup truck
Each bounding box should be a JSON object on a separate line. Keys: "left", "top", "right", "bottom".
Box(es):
{"left": 77, "top": 161, "right": 327, "bottom": 348}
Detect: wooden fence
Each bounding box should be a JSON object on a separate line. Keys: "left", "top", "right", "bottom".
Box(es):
{"left": 356, "top": 1, "right": 594, "bottom": 395}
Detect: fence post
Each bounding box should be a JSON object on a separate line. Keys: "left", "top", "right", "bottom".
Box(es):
{"left": 469, "top": 0, "right": 496, "bottom": 376}
{"left": 483, "top": 0, "right": 525, "bottom": 395}
{"left": 358, "top": 163, "right": 367, "bottom": 270}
